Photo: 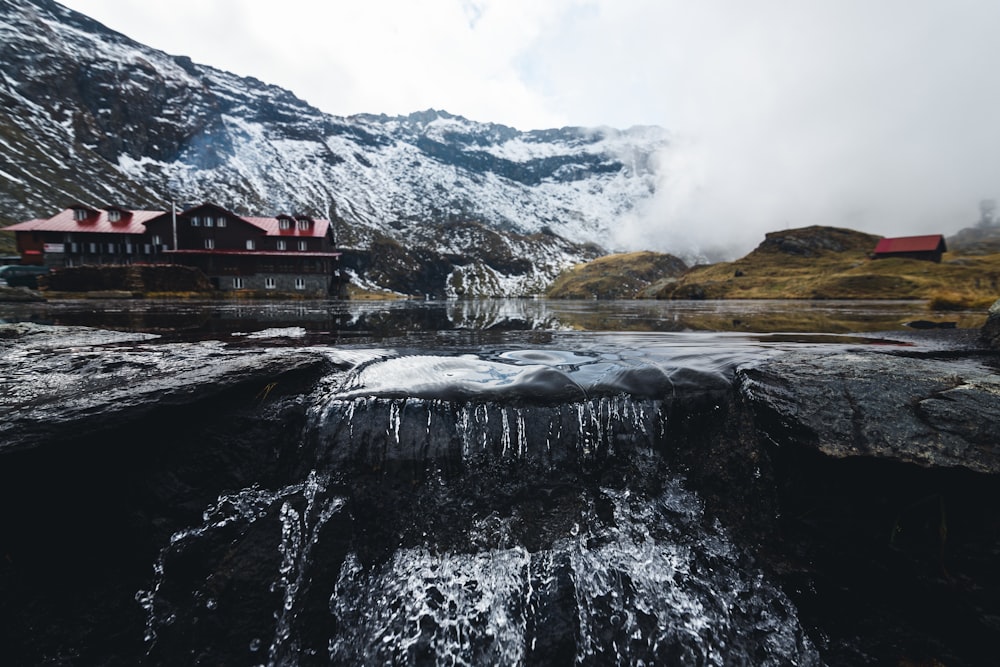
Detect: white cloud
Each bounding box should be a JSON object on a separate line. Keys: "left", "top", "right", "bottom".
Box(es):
{"left": 60, "top": 0, "right": 578, "bottom": 129}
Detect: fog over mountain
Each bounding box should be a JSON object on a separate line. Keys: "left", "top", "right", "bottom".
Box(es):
{"left": 505, "top": 1, "right": 1000, "bottom": 258}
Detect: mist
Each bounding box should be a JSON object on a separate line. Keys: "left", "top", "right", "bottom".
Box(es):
{"left": 533, "top": 1, "right": 1000, "bottom": 260}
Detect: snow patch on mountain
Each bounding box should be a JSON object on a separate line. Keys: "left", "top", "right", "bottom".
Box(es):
{"left": 1, "top": 0, "right": 684, "bottom": 295}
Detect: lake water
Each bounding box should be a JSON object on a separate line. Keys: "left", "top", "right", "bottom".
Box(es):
{"left": 0, "top": 297, "right": 984, "bottom": 342}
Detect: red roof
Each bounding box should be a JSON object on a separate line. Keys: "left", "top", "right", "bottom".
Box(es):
{"left": 873, "top": 235, "right": 946, "bottom": 254}
{"left": 4, "top": 208, "right": 166, "bottom": 235}
{"left": 1, "top": 218, "right": 45, "bottom": 230}
{"left": 4, "top": 205, "right": 333, "bottom": 240}
{"left": 243, "top": 217, "right": 331, "bottom": 238}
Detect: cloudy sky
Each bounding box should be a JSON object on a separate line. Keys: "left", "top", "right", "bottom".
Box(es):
{"left": 59, "top": 0, "right": 1000, "bottom": 253}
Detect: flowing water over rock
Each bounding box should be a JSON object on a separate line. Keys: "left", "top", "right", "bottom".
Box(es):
{"left": 131, "top": 335, "right": 825, "bottom": 665}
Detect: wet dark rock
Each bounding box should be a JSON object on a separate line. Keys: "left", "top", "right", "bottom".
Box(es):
{"left": 0, "top": 285, "right": 45, "bottom": 302}
{"left": 981, "top": 298, "right": 1000, "bottom": 348}
{"left": 0, "top": 323, "right": 331, "bottom": 454}
{"left": 0, "top": 329, "right": 332, "bottom": 666}
{"left": 904, "top": 319, "right": 956, "bottom": 329}
{"left": 736, "top": 347, "right": 1000, "bottom": 474}
{"left": 729, "top": 340, "right": 1000, "bottom": 666}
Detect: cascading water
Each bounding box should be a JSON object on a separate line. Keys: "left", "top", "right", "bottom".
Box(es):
{"left": 324, "top": 482, "right": 818, "bottom": 666}
{"left": 137, "top": 338, "right": 822, "bottom": 665}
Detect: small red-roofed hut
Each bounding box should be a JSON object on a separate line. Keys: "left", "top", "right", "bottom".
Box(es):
{"left": 872, "top": 235, "right": 947, "bottom": 263}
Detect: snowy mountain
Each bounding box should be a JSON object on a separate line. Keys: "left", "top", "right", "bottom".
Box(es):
{"left": 0, "top": 0, "right": 671, "bottom": 295}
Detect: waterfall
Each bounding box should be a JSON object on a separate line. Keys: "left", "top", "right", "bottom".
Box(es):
{"left": 324, "top": 483, "right": 818, "bottom": 666}
{"left": 136, "top": 346, "right": 819, "bottom": 665}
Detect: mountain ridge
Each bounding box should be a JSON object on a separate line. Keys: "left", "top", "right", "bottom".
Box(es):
{"left": 1, "top": 0, "right": 675, "bottom": 295}
{"left": 0, "top": 0, "right": 667, "bottom": 235}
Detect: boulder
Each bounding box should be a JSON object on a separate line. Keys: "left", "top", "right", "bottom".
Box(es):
{"left": 0, "top": 323, "right": 330, "bottom": 453}
{"left": 737, "top": 347, "right": 1000, "bottom": 474}
{"left": 981, "top": 298, "right": 1000, "bottom": 348}
{"left": 731, "top": 340, "right": 1000, "bottom": 666}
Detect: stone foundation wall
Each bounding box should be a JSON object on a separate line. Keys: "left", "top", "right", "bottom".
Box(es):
{"left": 41, "top": 264, "right": 213, "bottom": 292}
{"left": 215, "top": 273, "right": 329, "bottom": 294}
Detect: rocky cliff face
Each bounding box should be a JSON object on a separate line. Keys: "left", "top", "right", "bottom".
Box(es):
{"left": 754, "top": 225, "right": 882, "bottom": 258}
{"left": 948, "top": 223, "right": 1000, "bottom": 255}
{"left": 0, "top": 0, "right": 671, "bottom": 295}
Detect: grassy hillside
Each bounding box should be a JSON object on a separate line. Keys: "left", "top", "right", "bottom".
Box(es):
{"left": 546, "top": 251, "right": 688, "bottom": 299}
{"left": 0, "top": 224, "right": 17, "bottom": 256}
{"left": 654, "top": 226, "right": 1000, "bottom": 309}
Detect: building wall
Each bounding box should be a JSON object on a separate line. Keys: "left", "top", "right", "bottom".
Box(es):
{"left": 20, "top": 231, "right": 164, "bottom": 267}
{"left": 873, "top": 250, "right": 943, "bottom": 263}
{"left": 14, "top": 230, "right": 43, "bottom": 265}
{"left": 217, "top": 272, "right": 330, "bottom": 294}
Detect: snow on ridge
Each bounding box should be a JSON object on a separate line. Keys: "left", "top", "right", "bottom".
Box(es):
{"left": 3, "top": 0, "right": 675, "bottom": 271}
{"left": 30, "top": 14, "right": 202, "bottom": 92}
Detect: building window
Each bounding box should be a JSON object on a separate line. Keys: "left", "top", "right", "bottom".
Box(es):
{"left": 233, "top": 277, "right": 245, "bottom": 289}
{"left": 74, "top": 208, "right": 89, "bottom": 221}
{"left": 205, "top": 217, "right": 214, "bottom": 227}
{"left": 204, "top": 239, "right": 215, "bottom": 249}
{"left": 152, "top": 235, "right": 162, "bottom": 246}
{"left": 89, "top": 242, "right": 98, "bottom": 253}
{"left": 294, "top": 277, "right": 306, "bottom": 290}
{"left": 107, "top": 243, "right": 115, "bottom": 253}
{"left": 217, "top": 217, "right": 226, "bottom": 227}
{"left": 297, "top": 219, "right": 310, "bottom": 231}
{"left": 297, "top": 241, "right": 307, "bottom": 251}
{"left": 276, "top": 240, "right": 287, "bottom": 251}
{"left": 279, "top": 219, "right": 291, "bottom": 230}
{"left": 264, "top": 277, "right": 276, "bottom": 289}
{"left": 191, "top": 216, "right": 200, "bottom": 226}
{"left": 108, "top": 210, "right": 121, "bottom": 222}
{"left": 246, "top": 240, "right": 255, "bottom": 250}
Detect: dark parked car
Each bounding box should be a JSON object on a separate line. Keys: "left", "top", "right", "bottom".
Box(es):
{"left": 0, "top": 265, "right": 50, "bottom": 289}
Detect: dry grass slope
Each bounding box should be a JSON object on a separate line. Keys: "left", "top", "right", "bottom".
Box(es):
{"left": 654, "top": 226, "right": 1000, "bottom": 309}
{"left": 0, "top": 225, "right": 17, "bottom": 256}
{"left": 546, "top": 251, "right": 688, "bottom": 299}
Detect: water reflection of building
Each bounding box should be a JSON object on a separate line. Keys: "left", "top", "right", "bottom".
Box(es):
{"left": 2, "top": 202, "right": 342, "bottom": 294}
